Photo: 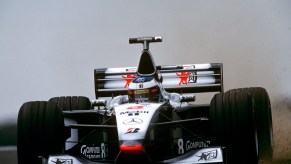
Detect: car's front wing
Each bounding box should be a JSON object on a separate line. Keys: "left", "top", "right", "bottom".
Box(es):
{"left": 47, "top": 147, "right": 224, "bottom": 164}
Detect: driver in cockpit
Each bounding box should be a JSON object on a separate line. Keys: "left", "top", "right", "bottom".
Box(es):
{"left": 108, "top": 75, "right": 182, "bottom": 110}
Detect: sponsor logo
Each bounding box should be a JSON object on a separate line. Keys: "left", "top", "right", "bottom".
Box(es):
{"left": 120, "top": 110, "right": 149, "bottom": 116}
{"left": 51, "top": 158, "right": 73, "bottom": 164}
{"left": 127, "top": 105, "right": 143, "bottom": 109}
{"left": 122, "top": 68, "right": 136, "bottom": 88}
{"left": 123, "top": 118, "right": 143, "bottom": 125}
{"left": 80, "top": 143, "right": 107, "bottom": 159}
{"left": 197, "top": 149, "right": 218, "bottom": 161}
{"left": 136, "top": 77, "right": 145, "bottom": 83}
{"left": 186, "top": 140, "right": 210, "bottom": 151}
{"left": 188, "top": 72, "right": 197, "bottom": 83}
{"left": 177, "top": 138, "right": 210, "bottom": 154}
{"left": 139, "top": 83, "right": 143, "bottom": 88}
{"left": 125, "top": 128, "right": 140, "bottom": 134}
{"left": 176, "top": 65, "right": 197, "bottom": 85}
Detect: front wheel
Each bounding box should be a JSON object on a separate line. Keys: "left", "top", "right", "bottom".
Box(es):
{"left": 49, "top": 96, "right": 91, "bottom": 111}
{"left": 17, "top": 101, "right": 65, "bottom": 164}
{"left": 210, "top": 87, "right": 273, "bottom": 163}
{"left": 235, "top": 87, "right": 273, "bottom": 161}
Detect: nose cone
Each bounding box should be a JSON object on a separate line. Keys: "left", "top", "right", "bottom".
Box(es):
{"left": 116, "top": 142, "right": 151, "bottom": 163}
{"left": 137, "top": 51, "right": 156, "bottom": 76}
{"left": 120, "top": 142, "right": 144, "bottom": 154}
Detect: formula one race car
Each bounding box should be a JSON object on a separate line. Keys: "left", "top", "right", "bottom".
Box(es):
{"left": 17, "top": 36, "right": 273, "bottom": 164}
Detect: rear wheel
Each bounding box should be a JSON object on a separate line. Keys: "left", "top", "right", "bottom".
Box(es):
{"left": 210, "top": 87, "right": 273, "bottom": 163}
{"left": 17, "top": 101, "right": 65, "bottom": 164}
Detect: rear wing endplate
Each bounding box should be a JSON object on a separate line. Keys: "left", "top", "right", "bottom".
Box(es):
{"left": 94, "top": 63, "right": 223, "bottom": 98}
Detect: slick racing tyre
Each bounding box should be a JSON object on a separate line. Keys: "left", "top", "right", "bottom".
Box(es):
{"left": 235, "top": 87, "right": 273, "bottom": 161}
{"left": 210, "top": 87, "right": 273, "bottom": 164}
{"left": 49, "top": 96, "right": 91, "bottom": 111}
{"left": 49, "top": 96, "right": 96, "bottom": 150}
{"left": 17, "top": 101, "right": 65, "bottom": 164}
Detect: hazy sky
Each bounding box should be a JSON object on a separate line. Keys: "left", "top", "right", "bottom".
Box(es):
{"left": 0, "top": 0, "right": 290, "bottom": 119}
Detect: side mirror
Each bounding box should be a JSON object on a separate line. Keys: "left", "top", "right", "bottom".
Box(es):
{"left": 180, "top": 95, "right": 196, "bottom": 103}
{"left": 91, "top": 99, "right": 107, "bottom": 109}
{"left": 108, "top": 95, "right": 129, "bottom": 110}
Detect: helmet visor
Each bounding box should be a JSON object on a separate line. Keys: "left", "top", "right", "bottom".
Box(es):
{"left": 128, "top": 86, "right": 161, "bottom": 103}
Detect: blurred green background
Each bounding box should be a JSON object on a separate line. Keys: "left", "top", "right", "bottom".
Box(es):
{"left": 0, "top": 121, "right": 17, "bottom": 146}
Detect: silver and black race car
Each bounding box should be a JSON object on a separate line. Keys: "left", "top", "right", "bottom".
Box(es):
{"left": 17, "top": 36, "right": 273, "bottom": 164}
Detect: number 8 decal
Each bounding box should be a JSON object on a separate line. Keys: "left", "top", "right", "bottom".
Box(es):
{"left": 177, "top": 139, "right": 184, "bottom": 154}
{"left": 101, "top": 143, "right": 106, "bottom": 158}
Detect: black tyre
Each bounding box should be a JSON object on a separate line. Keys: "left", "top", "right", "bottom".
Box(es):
{"left": 49, "top": 96, "right": 93, "bottom": 148}
{"left": 235, "top": 87, "right": 273, "bottom": 162}
{"left": 49, "top": 96, "right": 91, "bottom": 111}
{"left": 17, "top": 101, "right": 65, "bottom": 164}
{"left": 210, "top": 87, "right": 273, "bottom": 163}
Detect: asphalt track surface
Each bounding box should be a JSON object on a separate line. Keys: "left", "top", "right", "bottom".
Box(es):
{"left": 1, "top": 146, "right": 291, "bottom": 164}
{"left": 0, "top": 147, "right": 17, "bottom": 164}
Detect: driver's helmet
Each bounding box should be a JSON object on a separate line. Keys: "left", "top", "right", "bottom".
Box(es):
{"left": 128, "top": 76, "right": 163, "bottom": 103}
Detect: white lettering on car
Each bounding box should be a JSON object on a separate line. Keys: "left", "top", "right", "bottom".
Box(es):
{"left": 80, "top": 143, "right": 106, "bottom": 159}
{"left": 177, "top": 138, "right": 210, "bottom": 154}
{"left": 186, "top": 140, "right": 210, "bottom": 151}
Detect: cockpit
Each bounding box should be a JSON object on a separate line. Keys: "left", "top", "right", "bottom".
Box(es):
{"left": 128, "top": 76, "right": 164, "bottom": 103}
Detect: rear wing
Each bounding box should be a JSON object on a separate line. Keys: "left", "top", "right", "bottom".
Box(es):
{"left": 94, "top": 63, "right": 223, "bottom": 98}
